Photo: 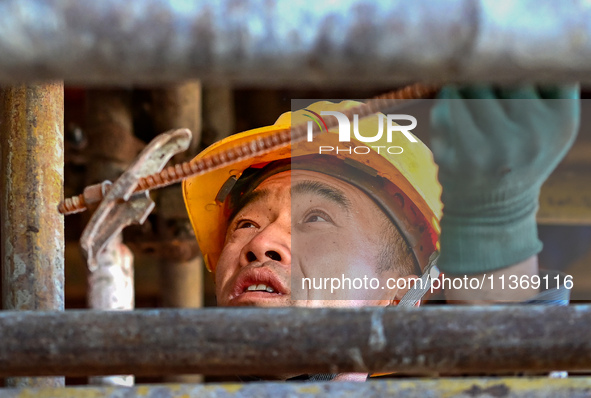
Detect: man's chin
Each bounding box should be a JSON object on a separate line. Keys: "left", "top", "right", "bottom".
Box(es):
{"left": 224, "top": 291, "right": 292, "bottom": 307}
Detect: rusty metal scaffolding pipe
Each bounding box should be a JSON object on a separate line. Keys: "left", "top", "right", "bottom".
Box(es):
{"left": 0, "top": 0, "right": 590, "bottom": 85}
{"left": 84, "top": 88, "right": 137, "bottom": 387}
{"left": 0, "top": 306, "right": 589, "bottom": 377}
{"left": 0, "top": 83, "right": 65, "bottom": 387}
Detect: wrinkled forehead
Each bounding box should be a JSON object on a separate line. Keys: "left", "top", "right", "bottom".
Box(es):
{"left": 258, "top": 169, "right": 358, "bottom": 189}
{"left": 250, "top": 170, "right": 369, "bottom": 213}
{"left": 252, "top": 170, "right": 292, "bottom": 192}
{"left": 233, "top": 172, "right": 292, "bottom": 214}
{"left": 232, "top": 170, "right": 354, "bottom": 213}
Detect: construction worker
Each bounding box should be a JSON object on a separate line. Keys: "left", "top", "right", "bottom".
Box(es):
{"left": 183, "top": 84, "right": 579, "bottom": 380}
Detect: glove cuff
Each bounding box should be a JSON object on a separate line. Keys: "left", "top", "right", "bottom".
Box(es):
{"left": 438, "top": 194, "right": 543, "bottom": 275}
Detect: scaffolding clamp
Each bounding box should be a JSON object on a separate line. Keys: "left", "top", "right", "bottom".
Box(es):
{"left": 80, "top": 129, "right": 192, "bottom": 272}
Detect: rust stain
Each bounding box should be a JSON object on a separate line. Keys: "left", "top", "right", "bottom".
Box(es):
{"left": 0, "top": 83, "right": 64, "bottom": 388}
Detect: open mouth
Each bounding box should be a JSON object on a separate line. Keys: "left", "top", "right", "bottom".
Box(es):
{"left": 229, "top": 267, "right": 289, "bottom": 303}
{"left": 244, "top": 283, "right": 277, "bottom": 293}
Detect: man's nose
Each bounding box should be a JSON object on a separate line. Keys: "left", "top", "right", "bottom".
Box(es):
{"left": 239, "top": 222, "right": 291, "bottom": 267}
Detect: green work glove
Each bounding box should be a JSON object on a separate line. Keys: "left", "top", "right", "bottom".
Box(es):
{"left": 431, "top": 85, "right": 580, "bottom": 275}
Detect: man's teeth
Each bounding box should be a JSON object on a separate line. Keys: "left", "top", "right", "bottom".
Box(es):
{"left": 246, "top": 284, "right": 275, "bottom": 293}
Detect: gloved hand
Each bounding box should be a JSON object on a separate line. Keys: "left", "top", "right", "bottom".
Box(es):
{"left": 431, "top": 85, "right": 580, "bottom": 275}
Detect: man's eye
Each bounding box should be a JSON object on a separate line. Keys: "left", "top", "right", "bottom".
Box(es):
{"left": 303, "top": 211, "right": 331, "bottom": 223}
{"left": 236, "top": 220, "right": 257, "bottom": 229}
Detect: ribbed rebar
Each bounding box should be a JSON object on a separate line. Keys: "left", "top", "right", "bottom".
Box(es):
{"left": 58, "top": 83, "right": 439, "bottom": 215}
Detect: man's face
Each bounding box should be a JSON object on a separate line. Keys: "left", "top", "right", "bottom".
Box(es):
{"left": 214, "top": 170, "right": 407, "bottom": 307}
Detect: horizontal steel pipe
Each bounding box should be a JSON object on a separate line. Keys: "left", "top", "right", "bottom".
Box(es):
{"left": 2, "top": 378, "right": 591, "bottom": 398}
{"left": 0, "top": 306, "right": 590, "bottom": 377}
{"left": 1, "top": 0, "right": 591, "bottom": 86}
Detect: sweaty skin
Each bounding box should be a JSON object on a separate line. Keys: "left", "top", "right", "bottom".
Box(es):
{"left": 215, "top": 170, "right": 418, "bottom": 308}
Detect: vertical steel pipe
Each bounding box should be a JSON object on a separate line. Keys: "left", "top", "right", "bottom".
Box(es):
{"left": 149, "top": 81, "right": 203, "bottom": 383}
{"left": 160, "top": 258, "right": 203, "bottom": 309}
{"left": 84, "top": 89, "right": 138, "bottom": 387}
{"left": 201, "top": 86, "right": 234, "bottom": 148}
{"left": 146, "top": 81, "right": 202, "bottom": 313}
{"left": 148, "top": 81, "right": 202, "bottom": 157}
{"left": 0, "top": 83, "right": 65, "bottom": 388}
{"left": 148, "top": 81, "right": 202, "bottom": 313}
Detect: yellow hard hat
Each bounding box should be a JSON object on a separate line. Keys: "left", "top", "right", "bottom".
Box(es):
{"left": 183, "top": 101, "right": 442, "bottom": 272}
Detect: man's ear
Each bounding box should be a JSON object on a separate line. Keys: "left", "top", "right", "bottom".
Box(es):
{"left": 387, "top": 274, "right": 421, "bottom": 307}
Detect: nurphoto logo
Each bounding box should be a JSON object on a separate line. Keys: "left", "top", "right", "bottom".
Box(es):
{"left": 303, "top": 109, "right": 418, "bottom": 155}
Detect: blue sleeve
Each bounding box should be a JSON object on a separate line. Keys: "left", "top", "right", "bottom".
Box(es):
{"left": 523, "top": 270, "right": 570, "bottom": 306}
